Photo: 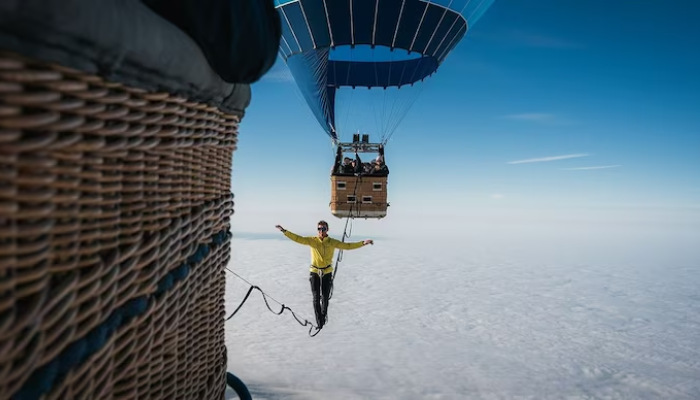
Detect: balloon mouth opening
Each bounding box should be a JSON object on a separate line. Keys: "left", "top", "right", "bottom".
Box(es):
{"left": 329, "top": 44, "right": 425, "bottom": 63}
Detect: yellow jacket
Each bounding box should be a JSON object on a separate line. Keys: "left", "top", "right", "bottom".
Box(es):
{"left": 282, "top": 230, "right": 365, "bottom": 274}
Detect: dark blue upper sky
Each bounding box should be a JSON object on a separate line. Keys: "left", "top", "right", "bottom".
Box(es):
{"left": 231, "top": 0, "right": 700, "bottom": 231}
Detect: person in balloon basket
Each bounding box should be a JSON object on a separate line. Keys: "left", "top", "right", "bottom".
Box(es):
{"left": 275, "top": 221, "right": 373, "bottom": 329}
{"left": 371, "top": 157, "right": 389, "bottom": 176}
{"left": 332, "top": 147, "right": 362, "bottom": 175}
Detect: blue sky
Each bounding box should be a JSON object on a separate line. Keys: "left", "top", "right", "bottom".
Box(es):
{"left": 230, "top": 0, "right": 700, "bottom": 236}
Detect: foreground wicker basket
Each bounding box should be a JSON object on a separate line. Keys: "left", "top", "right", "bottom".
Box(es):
{"left": 0, "top": 50, "right": 237, "bottom": 399}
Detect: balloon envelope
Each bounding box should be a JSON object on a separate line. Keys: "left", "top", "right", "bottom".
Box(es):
{"left": 275, "top": 0, "right": 495, "bottom": 140}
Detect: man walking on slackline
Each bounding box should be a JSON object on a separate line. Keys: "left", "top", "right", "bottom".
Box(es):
{"left": 275, "top": 220, "right": 373, "bottom": 329}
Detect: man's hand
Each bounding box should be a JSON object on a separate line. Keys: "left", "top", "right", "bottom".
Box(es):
{"left": 275, "top": 225, "right": 285, "bottom": 232}
{"left": 363, "top": 239, "right": 373, "bottom": 245}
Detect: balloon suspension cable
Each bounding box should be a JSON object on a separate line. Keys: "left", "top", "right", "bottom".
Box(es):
{"left": 329, "top": 177, "right": 360, "bottom": 300}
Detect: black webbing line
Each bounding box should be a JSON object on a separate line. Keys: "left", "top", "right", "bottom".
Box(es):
{"left": 224, "top": 266, "right": 322, "bottom": 337}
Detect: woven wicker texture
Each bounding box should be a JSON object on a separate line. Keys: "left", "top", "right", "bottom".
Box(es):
{"left": 0, "top": 51, "right": 236, "bottom": 399}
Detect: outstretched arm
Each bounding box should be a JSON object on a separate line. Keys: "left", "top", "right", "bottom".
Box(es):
{"left": 330, "top": 238, "right": 373, "bottom": 250}
{"left": 275, "top": 225, "right": 313, "bottom": 246}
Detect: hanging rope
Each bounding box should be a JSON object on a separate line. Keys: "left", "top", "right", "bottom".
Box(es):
{"left": 224, "top": 266, "right": 323, "bottom": 337}
{"left": 328, "top": 174, "right": 361, "bottom": 300}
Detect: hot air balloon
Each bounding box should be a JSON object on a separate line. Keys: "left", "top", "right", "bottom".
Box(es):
{"left": 274, "top": 0, "right": 495, "bottom": 219}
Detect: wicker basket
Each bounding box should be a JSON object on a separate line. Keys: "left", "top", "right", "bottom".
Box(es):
{"left": 0, "top": 51, "right": 237, "bottom": 399}
{"left": 330, "top": 175, "right": 388, "bottom": 219}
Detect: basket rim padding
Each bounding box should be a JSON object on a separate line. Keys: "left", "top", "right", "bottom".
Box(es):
{"left": 0, "top": 0, "right": 251, "bottom": 118}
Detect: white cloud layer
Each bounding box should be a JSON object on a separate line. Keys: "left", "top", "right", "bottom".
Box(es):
{"left": 224, "top": 228, "right": 700, "bottom": 399}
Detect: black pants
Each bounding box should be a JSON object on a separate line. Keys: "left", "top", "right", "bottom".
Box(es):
{"left": 309, "top": 272, "right": 333, "bottom": 328}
